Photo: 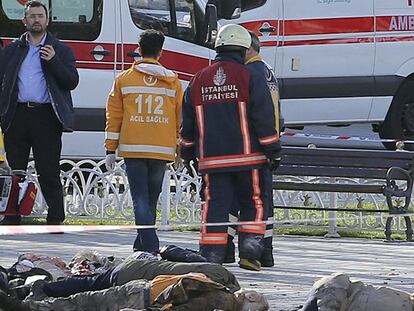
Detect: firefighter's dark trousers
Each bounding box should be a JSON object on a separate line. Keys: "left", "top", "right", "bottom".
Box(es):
{"left": 199, "top": 168, "right": 271, "bottom": 264}
{"left": 227, "top": 183, "right": 274, "bottom": 251}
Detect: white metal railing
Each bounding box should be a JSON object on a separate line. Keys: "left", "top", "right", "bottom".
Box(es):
{"left": 22, "top": 159, "right": 412, "bottom": 234}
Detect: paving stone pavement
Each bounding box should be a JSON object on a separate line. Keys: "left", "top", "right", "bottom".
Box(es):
{"left": 2, "top": 230, "right": 414, "bottom": 311}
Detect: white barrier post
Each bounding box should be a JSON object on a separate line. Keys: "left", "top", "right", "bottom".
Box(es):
{"left": 159, "top": 169, "right": 172, "bottom": 230}
{"left": 325, "top": 177, "right": 340, "bottom": 238}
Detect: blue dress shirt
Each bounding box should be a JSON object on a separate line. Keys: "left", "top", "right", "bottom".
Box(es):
{"left": 17, "top": 34, "right": 51, "bottom": 104}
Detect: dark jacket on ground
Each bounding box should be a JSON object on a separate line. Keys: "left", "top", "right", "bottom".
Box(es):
{"left": 180, "top": 51, "right": 281, "bottom": 174}
{"left": 0, "top": 32, "right": 78, "bottom": 132}
{"left": 38, "top": 260, "right": 239, "bottom": 299}
{"left": 111, "top": 259, "right": 240, "bottom": 293}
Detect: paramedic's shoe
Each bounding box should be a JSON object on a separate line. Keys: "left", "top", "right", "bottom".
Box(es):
{"left": 0, "top": 215, "right": 21, "bottom": 225}
{"left": 239, "top": 258, "right": 261, "bottom": 271}
{"left": 260, "top": 248, "right": 274, "bottom": 267}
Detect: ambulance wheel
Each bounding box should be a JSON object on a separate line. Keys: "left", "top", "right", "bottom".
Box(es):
{"left": 379, "top": 80, "right": 414, "bottom": 150}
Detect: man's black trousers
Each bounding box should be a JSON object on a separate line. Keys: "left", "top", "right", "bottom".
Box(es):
{"left": 4, "top": 104, "right": 64, "bottom": 222}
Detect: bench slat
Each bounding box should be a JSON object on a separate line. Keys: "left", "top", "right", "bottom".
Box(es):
{"left": 281, "top": 154, "right": 411, "bottom": 169}
{"left": 275, "top": 165, "right": 411, "bottom": 179}
{"left": 282, "top": 146, "right": 414, "bottom": 161}
{"left": 273, "top": 181, "right": 384, "bottom": 193}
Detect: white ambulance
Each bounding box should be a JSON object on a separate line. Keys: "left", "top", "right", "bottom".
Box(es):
{"left": 1, "top": 0, "right": 414, "bottom": 157}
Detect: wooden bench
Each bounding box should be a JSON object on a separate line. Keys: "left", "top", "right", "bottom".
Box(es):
{"left": 273, "top": 146, "right": 414, "bottom": 240}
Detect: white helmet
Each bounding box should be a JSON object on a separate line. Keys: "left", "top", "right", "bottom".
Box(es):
{"left": 214, "top": 24, "right": 251, "bottom": 50}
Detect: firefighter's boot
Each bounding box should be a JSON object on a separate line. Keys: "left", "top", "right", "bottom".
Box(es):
{"left": 239, "top": 258, "right": 261, "bottom": 271}
{"left": 238, "top": 233, "right": 264, "bottom": 271}
{"left": 260, "top": 248, "right": 274, "bottom": 267}
{"left": 223, "top": 237, "right": 236, "bottom": 264}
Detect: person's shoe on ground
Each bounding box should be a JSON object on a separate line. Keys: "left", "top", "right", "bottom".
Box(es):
{"left": 46, "top": 219, "right": 63, "bottom": 225}
{"left": 0, "top": 215, "right": 21, "bottom": 225}
{"left": 159, "top": 245, "right": 207, "bottom": 262}
{"left": 260, "top": 248, "right": 274, "bottom": 267}
{"left": 223, "top": 241, "right": 236, "bottom": 264}
{"left": 46, "top": 219, "right": 64, "bottom": 234}
{"left": 239, "top": 258, "right": 261, "bottom": 271}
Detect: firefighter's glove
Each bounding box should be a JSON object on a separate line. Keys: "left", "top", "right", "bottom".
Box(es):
{"left": 105, "top": 154, "right": 116, "bottom": 171}
{"left": 269, "top": 157, "right": 281, "bottom": 171}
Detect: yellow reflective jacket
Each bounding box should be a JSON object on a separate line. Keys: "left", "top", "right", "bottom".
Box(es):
{"left": 0, "top": 128, "right": 5, "bottom": 162}
{"left": 245, "top": 55, "right": 282, "bottom": 133}
{"left": 105, "top": 59, "right": 183, "bottom": 161}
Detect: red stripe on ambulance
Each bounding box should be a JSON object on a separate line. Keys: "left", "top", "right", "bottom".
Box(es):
{"left": 284, "top": 17, "right": 374, "bottom": 36}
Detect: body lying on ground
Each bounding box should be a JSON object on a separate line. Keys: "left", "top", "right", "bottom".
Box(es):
{"left": 35, "top": 257, "right": 240, "bottom": 298}
{"left": 0, "top": 253, "right": 269, "bottom": 311}
{"left": 302, "top": 273, "right": 414, "bottom": 311}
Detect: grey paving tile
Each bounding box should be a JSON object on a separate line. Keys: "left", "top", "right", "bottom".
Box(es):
{"left": 1, "top": 231, "right": 414, "bottom": 310}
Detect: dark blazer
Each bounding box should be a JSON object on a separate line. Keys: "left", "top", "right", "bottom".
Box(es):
{"left": 0, "top": 32, "right": 79, "bottom": 132}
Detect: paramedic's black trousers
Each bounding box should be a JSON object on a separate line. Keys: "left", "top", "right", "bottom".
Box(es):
{"left": 4, "top": 104, "right": 64, "bottom": 222}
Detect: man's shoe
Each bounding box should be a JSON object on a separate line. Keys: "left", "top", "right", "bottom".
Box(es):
{"left": 239, "top": 258, "right": 261, "bottom": 271}
{"left": 46, "top": 219, "right": 63, "bottom": 225}
{"left": 260, "top": 248, "right": 274, "bottom": 267}
{"left": 0, "top": 216, "right": 21, "bottom": 225}
{"left": 46, "top": 219, "right": 64, "bottom": 234}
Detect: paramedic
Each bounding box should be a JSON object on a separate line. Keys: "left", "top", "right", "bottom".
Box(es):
{"left": 105, "top": 30, "right": 183, "bottom": 253}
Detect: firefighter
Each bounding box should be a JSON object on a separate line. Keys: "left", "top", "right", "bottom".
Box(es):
{"left": 225, "top": 31, "right": 282, "bottom": 267}
{"left": 180, "top": 24, "right": 281, "bottom": 271}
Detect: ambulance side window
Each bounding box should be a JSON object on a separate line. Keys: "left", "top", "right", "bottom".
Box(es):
{"left": 0, "top": 0, "right": 102, "bottom": 41}
{"left": 241, "top": 0, "right": 266, "bottom": 11}
{"left": 128, "top": 0, "right": 200, "bottom": 45}
{"left": 49, "top": 0, "right": 102, "bottom": 41}
{"left": 51, "top": 0, "right": 94, "bottom": 23}
{"left": 175, "top": 0, "right": 196, "bottom": 42}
